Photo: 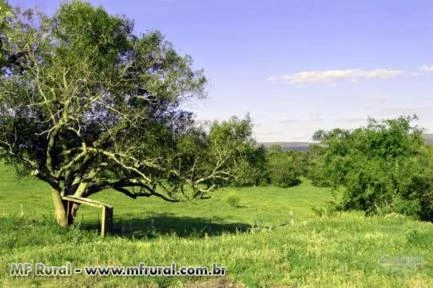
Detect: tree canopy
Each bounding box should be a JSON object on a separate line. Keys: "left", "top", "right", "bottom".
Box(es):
{"left": 0, "top": 1, "right": 255, "bottom": 226}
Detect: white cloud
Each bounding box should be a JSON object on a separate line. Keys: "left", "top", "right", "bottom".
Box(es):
{"left": 269, "top": 68, "right": 404, "bottom": 85}
{"left": 419, "top": 65, "right": 433, "bottom": 72}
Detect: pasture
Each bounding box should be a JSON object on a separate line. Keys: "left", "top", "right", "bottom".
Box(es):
{"left": 1, "top": 162, "right": 433, "bottom": 287}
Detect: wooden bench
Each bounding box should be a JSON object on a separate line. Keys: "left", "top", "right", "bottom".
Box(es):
{"left": 62, "top": 195, "right": 113, "bottom": 237}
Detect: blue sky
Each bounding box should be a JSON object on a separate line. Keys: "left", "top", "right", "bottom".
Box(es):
{"left": 11, "top": 0, "right": 433, "bottom": 141}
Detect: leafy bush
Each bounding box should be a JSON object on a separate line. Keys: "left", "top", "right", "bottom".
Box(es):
{"left": 311, "top": 116, "right": 433, "bottom": 221}
{"left": 266, "top": 146, "right": 303, "bottom": 187}
{"left": 231, "top": 145, "right": 268, "bottom": 187}
{"left": 305, "top": 144, "right": 330, "bottom": 187}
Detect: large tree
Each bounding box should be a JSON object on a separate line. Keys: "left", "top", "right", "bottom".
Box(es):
{"left": 0, "top": 1, "right": 250, "bottom": 226}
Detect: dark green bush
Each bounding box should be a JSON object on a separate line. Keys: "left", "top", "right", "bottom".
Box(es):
{"left": 266, "top": 146, "right": 303, "bottom": 187}
{"left": 310, "top": 116, "right": 433, "bottom": 221}
{"left": 305, "top": 144, "right": 331, "bottom": 187}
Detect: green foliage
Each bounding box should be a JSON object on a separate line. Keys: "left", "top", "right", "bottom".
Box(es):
{"left": 184, "top": 116, "right": 268, "bottom": 188}
{"left": 0, "top": 1, "right": 255, "bottom": 209}
{"left": 305, "top": 144, "right": 330, "bottom": 186}
{"left": 311, "top": 116, "right": 433, "bottom": 221}
{"left": 0, "top": 0, "right": 12, "bottom": 65}
{"left": 231, "top": 144, "right": 268, "bottom": 187}
{"left": 265, "top": 145, "right": 304, "bottom": 187}
{"left": 208, "top": 116, "right": 257, "bottom": 186}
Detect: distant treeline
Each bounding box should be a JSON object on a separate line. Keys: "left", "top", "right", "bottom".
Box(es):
{"left": 259, "top": 142, "right": 312, "bottom": 151}
{"left": 260, "top": 133, "right": 433, "bottom": 152}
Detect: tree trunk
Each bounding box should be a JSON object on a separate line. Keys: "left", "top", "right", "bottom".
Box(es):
{"left": 51, "top": 189, "right": 75, "bottom": 227}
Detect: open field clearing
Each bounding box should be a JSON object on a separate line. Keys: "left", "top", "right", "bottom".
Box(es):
{"left": 1, "top": 163, "right": 433, "bottom": 288}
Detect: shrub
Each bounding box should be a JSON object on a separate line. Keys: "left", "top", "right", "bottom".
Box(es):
{"left": 266, "top": 146, "right": 303, "bottom": 187}
{"left": 311, "top": 116, "right": 433, "bottom": 221}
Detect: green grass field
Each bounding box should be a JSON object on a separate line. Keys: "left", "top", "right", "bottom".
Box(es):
{"left": 1, "top": 162, "right": 433, "bottom": 287}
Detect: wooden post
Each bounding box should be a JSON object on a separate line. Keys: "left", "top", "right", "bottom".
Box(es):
{"left": 101, "top": 206, "right": 113, "bottom": 237}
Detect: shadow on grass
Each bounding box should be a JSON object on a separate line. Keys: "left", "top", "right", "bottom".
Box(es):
{"left": 81, "top": 213, "right": 252, "bottom": 239}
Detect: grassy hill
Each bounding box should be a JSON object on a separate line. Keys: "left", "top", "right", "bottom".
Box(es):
{"left": 1, "top": 162, "right": 433, "bottom": 287}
